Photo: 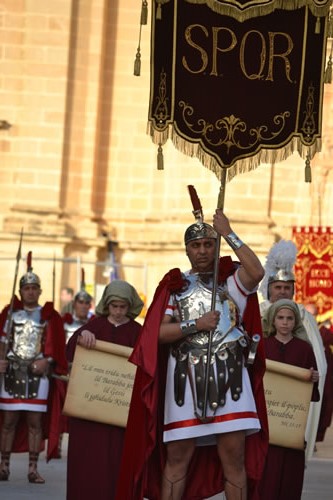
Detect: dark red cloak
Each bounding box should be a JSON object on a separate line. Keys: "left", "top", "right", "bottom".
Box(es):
{"left": 116, "top": 258, "right": 268, "bottom": 500}
{"left": 0, "top": 297, "right": 68, "bottom": 461}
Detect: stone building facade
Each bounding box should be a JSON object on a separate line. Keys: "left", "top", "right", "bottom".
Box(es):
{"left": 0, "top": 0, "right": 332, "bottom": 310}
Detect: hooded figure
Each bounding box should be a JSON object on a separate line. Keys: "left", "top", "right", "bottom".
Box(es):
{"left": 265, "top": 299, "right": 308, "bottom": 339}
{"left": 258, "top": 298, "right": 320, "bottom": 500}
{"left": 66, "top": 278, "right": 143, "bottom": 500}
{"left": 263, "top": 298, "right": 310, "bottom": 345}
{"left": 95, "top": 279, "right": 144, "bottom": 318}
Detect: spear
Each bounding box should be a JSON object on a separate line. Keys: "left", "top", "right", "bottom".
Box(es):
{"left": 52, "top": 253, "right": 56, "bottom": 305}
{"left": 201, "top": 171, "right": 228, "bottom": 420}
{"left": 2, "top": 228, "right": 24, "bottom": 356}
{"left": 81, "top": 268, "right": 86, "bottom": 290}
{"left": 188, "top": 173, "right": 228, "bottom": 421}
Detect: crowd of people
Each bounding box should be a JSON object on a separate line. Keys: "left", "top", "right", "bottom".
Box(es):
{"left": 0, "top": 210, "right": 332, "bottom": 500}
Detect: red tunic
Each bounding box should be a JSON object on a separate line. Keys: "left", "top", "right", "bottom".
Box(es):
{"left": 258, "top": 336, "right": 319, "bottom": 500}
{"left": 66, "top": 315, "right": 142, "bottom": 500}
{"left": 116, "top": 260, "right": 268, "bottom": 500}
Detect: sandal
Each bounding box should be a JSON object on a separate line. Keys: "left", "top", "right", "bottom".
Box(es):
{"left": 28, "top": 452, "right": 45, "bottom": 484}
{"left": 28, "top": 470, "right": 45, "bottom": 484}
{"left": 0, "top": 467, "right": 10, "bottom": 481}
{"left": 0, "top": 452, "right": 10, "bottom": 481}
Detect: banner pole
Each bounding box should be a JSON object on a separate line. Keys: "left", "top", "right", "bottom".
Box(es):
{"left": 202, "top": 170, "right": 227, "bottom": 420}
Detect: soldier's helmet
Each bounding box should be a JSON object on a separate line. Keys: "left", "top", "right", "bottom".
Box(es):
{"left": 259, "top": 240, "right": 297, "bottom": 300}
{"left": 19, "top": 251, "right": 41, "bottom": 289}
{"left": 74, "top": 289, "right": 92, "bottom": 303}
{"left": 74, "top": 268, "right": 92, "bottom": 303}
{"left": 184, "top": 185, "right": 217, "bottom": 245}
{"left": 184, "top": 222, "right": 217, "bottom": 245}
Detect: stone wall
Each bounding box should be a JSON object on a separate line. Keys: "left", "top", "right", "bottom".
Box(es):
{"left": 0, "top": 0, "right": 332, "bottom": 309}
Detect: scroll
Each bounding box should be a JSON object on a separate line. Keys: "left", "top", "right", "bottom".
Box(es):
{"left": 63, "top": 340, "right": 136, "bottom": 427}
{"left": 264, "top": 359, "right": 313, "bottom": 450}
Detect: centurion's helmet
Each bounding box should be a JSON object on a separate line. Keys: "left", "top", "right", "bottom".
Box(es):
{"left": 74, "top": 268, "right": 93, "bottom": 303}
{"left": 184, "top": 222, "right": 217, "bottom": 245}
{"left": 259, "top": 240, "right": 297, "bottom": 300}
{"left": 74, "top": 290, "right": 93, "bottom": 303}
{"left": 19, "top": 251, "right": 41, "bottom": 289}
{"left": 184, "top": 185, "right": 217, "bottom": 245}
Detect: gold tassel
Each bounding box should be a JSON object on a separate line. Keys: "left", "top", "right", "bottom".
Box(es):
{"left": 156, "top": 3, "right": 162, "bottom": 20}
{"left": 157, "top": 144, "right": 164, "bottom": 170}
{"left": 134, "top": 48, "right": 141, "bottom": 76}
{"left": 327, "top": 12, "right": 333, "bottom": 38}
{"left": 156, "top": 0, "right": 168, "bottom": 21}
{"left": 141, "top": 0, "right": 148, "bottom": 25}
{"left": 324, "top": 54, "right": 332, "bottom": 84}
{"left": 133, "top": 2, "right": 146, "bottom": 77}
{"left": 305, "top": 155, "right": 312, "bottom": 183}
{"left": 315, "top": 17, "right": 321, "bottom": 34}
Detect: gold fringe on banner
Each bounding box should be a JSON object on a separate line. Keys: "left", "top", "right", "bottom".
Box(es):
{"left": 185, "top": 0, "right": 333, "bottom": 23}
{"left": 148, "top": 122, "right": 321, "bottom": 182}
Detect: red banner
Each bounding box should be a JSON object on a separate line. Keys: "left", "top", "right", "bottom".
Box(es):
{"left": 292, "top": 227, "right": 333, "bottom": 318}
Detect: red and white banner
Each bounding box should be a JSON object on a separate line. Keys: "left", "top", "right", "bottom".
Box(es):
{"left": 293, "top": 226, "right": 333, "bottom": 318}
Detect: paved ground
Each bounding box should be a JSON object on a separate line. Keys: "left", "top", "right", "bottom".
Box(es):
{"left": 0, "top": 426, "right": 333, "bottom": 498}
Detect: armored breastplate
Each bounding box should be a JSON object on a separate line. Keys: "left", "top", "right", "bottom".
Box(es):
{"left": 174, "top": 272, "right": 244, "bottom": 354}
{"left": 172, "top": 272, "right": 251, "bottom": 414}
{"left": 64, "top": 317, "right": 87, "bottom": 343}
{"left": 10, "top": 308, "right": 45, "bottom": 361}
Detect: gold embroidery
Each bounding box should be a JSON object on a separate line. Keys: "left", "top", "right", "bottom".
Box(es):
{"left": 301, "top": 83, "right": 317, "bottom": 143}
{"left": 179, "top": 100, "right": 290, "bottom": 152}
{"left": 153, "top": 70, "right": 169, "bottom": 131}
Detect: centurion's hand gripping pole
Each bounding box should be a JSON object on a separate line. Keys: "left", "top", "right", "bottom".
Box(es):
{"left": 201, "top": 170, "right": 227, "bottom": 421}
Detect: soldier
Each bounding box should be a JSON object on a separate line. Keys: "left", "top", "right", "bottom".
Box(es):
{"left": 117, "top": 207, "right": 268, "bottom": 500}
{"left": 259, "top": 239, "right": 327, "bottom": 461}
{"left": 58, "top": 281, "right": 94, "bottom": 458}
{"left": 0, "top": 252, "right": 67, "bottom": 483}
{"left": 63, "top": 289, "right": 94, "bottom": 344}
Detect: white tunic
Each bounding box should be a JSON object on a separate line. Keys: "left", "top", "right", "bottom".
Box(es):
{"left": 163, "top": 269, "right": 261, "bottom": 444}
